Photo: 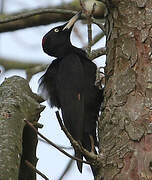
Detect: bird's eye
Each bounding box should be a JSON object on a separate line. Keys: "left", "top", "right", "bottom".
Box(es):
{"left": 54, "top": 28, "right": 59, "bottom": 32}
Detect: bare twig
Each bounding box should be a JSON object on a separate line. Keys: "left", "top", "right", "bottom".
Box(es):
{"left": 59, "top": 159, "right": 74, "bottom": 180}
{"left": 0, "top": 9, "right": 77, "bottom": 24}
{"left": 80, "top": 0, "right": 98, "bottom": 55}
{"left": 79, "top": 0, "right": 86, "bottom": 14}
{"left": 83, "top": 32, "right": 105, "bottom": 50}
{"left": 38, "top": 138, "right": 73, "bottom": 150}
{"left": 55, "top": 111, "right": 99, "bottom": 163}
{"left": 93, "top": 18, "right": 105, "bottom": 33}
{"left": 25, "top": 160, "right": 49, "bottom": 180}
{"left": 87, "top": 18, "right": 92, "bottom": 55}
{"left": 91, "top": 32, "right": 105, "bottom": 47}
{"left": 89, "top": 47, "right": 106, "bottom": 60}
{"left": 25, "top": 120, "right": 90, "bottom": 165}
{"left": 80, "top": 0, "right": 94, "bottom": 55}
{"left": 56, "top": 111, "right": 83, "bottom": 151}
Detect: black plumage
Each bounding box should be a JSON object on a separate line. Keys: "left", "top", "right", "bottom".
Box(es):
{"left": 38, "top": 13, "right": 103, "bottom": 176}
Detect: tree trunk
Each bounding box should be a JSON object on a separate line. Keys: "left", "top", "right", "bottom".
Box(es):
{"left": 0, "top": 76, "right": 44, "bottom": 180}
{"left": 98, "top": 0, "right": 152, "bottom": 179}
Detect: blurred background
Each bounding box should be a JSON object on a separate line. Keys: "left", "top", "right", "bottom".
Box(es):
{"left": 0, "top": 0, "right": 105, "bottom": 179}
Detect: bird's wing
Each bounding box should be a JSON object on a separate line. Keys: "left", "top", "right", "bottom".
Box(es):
{"left": 56, "top": 53, "right": 84, "bottom": 140}
{"left": 38, "top": 59, "right": 61, "bottom": 108}
{"left": 56, "top": 53, "right": 84, "bottom": 172}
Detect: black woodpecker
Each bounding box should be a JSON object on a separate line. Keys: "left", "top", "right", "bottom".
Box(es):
{"left": 38, "top": 12, "right": 103, "bottom": 177}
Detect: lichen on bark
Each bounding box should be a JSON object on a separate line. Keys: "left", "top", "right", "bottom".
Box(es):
{"left": 0, "top": 76, "right": 44, "bottom": 180}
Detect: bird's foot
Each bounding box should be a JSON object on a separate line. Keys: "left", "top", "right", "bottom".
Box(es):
{"left": 89, "top": 135, "right": 95, "bottom": 153}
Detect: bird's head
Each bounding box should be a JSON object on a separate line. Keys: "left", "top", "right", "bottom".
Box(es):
{"left": 42, "top": 12, "right": 81, "bottom": 58}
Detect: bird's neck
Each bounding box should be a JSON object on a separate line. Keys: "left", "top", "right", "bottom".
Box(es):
{"left": 73, "top": 46, "right": 88, "bottom": 59}
{"left": 54, "top": 43, "right": 73, "bottom": 58}
{"left": 54, "top": 44, "right": 88, "bottom": 59}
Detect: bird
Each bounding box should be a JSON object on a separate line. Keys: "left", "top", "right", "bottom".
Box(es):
{"left": 38, "top": 12, "right": 103, "bottom": 177}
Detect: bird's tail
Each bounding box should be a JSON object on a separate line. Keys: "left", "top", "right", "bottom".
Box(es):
{"left": 75, "top": 147, "right": 98, "bottom": 179}
{"left": 75, "top": 149, "right": 83, "bottom": 173}
{"left": 84, "top": 148, "right": 98, "bottom": 179}
{"left": 82, "top": 134, "right": 98, "bottom": 179}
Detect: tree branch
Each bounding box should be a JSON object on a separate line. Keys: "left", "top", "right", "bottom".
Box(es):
{"left": 55, "top": 111, "right": 101, "bottom": 165}
{"left": 89, "top": 47, "right": 106, "bottom": 60}
{"left": 0, "top": 4, "right": 79, "bottom": 33}
{"left": 0, "top": 0, "right": 106, "bottom": 33}
{"left": 0, "top": 9, "right": 77, "bottom": 24}
{"left": 0, "top": 57, "right": 45, "bottom": 71}
{"left": 91, "top": 32, "right": 105, "bottom": 47}
{"left": 25, "top": 120, "right": 90, "bottom": 165}
{"left": 25, "top": 160, "right": 49, "bottom": 180}
{"left": 93, "top": 18, "right": 105, "bottom": 33}
{"left": 38, "top": 138, "right": 73, "bottom": 150}
{"left": 80, "top": 0, "right": 94, "bottom": 55}
{"left": 59, "top": 159, "right": 74, "bottom": 180}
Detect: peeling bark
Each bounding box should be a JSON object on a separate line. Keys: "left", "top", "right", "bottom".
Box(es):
{"left": 98, "top": 0, "right": 152, "bottom": 179}
{"left": 0, "top": 76, "right": 44, "bottom": 180}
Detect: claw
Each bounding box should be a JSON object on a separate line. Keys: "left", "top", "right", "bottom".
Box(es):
{"left": 89, "top": 135, "right": 95, "bottom": 153}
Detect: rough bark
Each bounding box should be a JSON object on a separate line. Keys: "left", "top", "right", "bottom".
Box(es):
{"left": 0, "top": 76, "right": 44, "bottom": 180}
{"left": 98, "top": 0, "right": 152, "bottom": 179}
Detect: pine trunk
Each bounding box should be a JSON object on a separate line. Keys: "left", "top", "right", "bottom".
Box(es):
{"left": 98, "top": 0, "right": 152, "bottom": 179}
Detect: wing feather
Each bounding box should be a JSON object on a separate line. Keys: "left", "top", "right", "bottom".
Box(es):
{"left": 56, "top": 54, "right": 84, "bottom": 141}
{"left": 38, "top": 59, "right": 61, "bottom": 108}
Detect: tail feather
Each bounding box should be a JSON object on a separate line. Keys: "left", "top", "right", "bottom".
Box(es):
{"left": 75, "top": 149, "right": 83, "bottom": 173}
{"left": 75, "top": 146, "right": 98, "bottom": 179}
{"left": 84, "top": 147, "right": 98, "bottom": 178}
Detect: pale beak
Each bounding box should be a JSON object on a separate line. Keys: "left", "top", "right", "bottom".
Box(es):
{"left": 63, "top": 11, "right": 81, "bottom": 30}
